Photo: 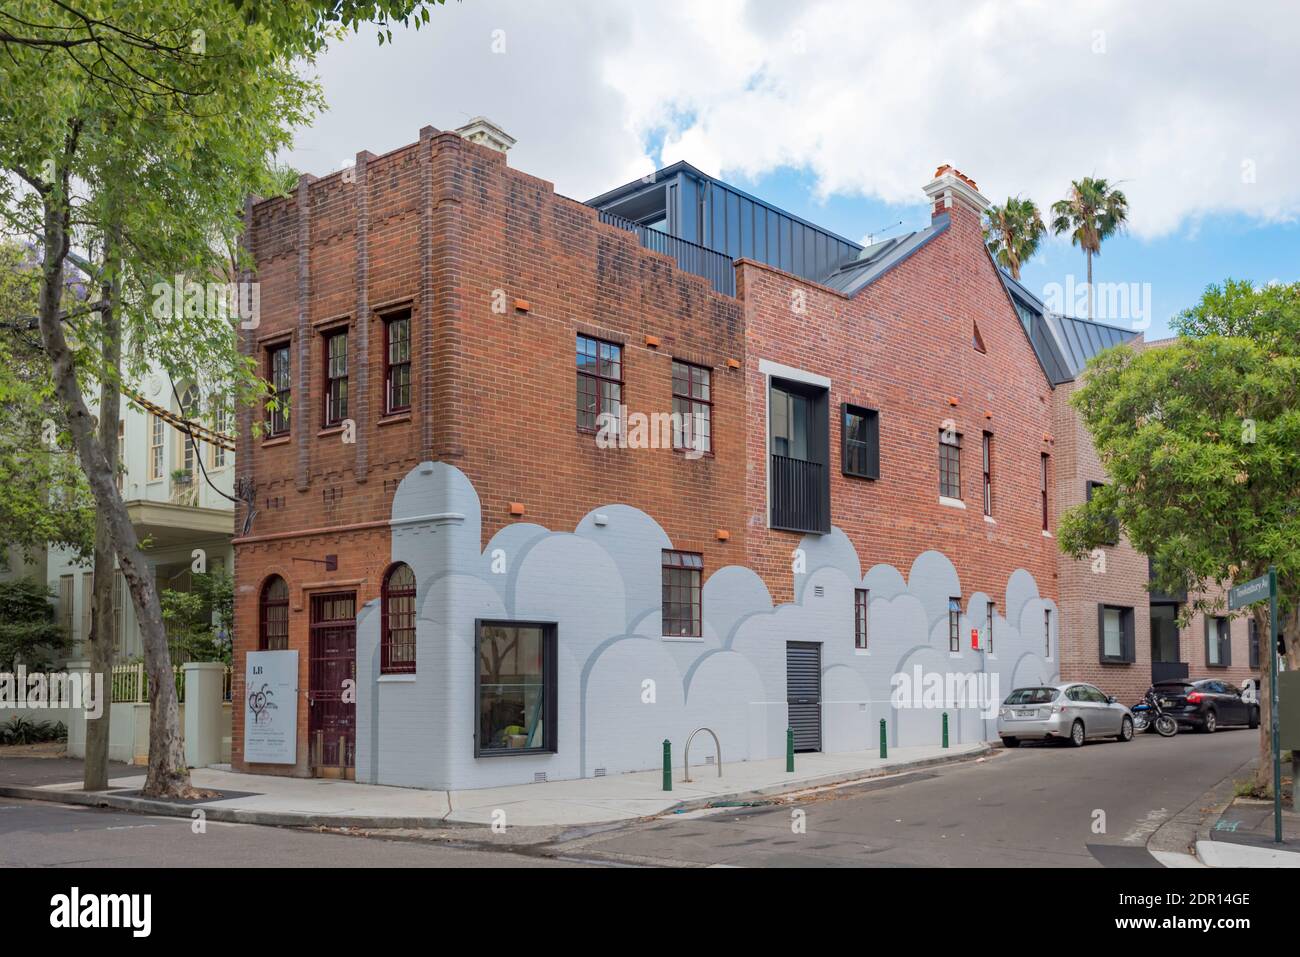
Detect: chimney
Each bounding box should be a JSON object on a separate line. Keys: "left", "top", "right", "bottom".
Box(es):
{"left": 922, "top": 165, "right": 989, "bottom": 221}
{"left": 454, "top": 116, "right": 517, "bottom": 154}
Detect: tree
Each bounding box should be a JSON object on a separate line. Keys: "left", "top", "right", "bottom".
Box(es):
{"left": 161, "top": 571, "right": 234, "bottom": 664}
{"left": 1059, "top": 278, "right": 1300, "bottom": 791}
{"left": 1050, "top": 177, "right": 1129, "bottom": 320}
{"left": 0, "top": 578, "right": 70, "bottom": 671}
{"left": 0, "top": 4, "right": 320, "bottom": 797}
{"left": 984, "top": 196, "right": 1045, "bottom": 281}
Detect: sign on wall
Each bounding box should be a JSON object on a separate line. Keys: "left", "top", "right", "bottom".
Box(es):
{"left": 243, "top": 650, "right": 298, "bottom": 764}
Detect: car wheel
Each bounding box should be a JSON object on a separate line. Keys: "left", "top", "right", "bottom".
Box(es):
{"left": 1119, "top": 716, "right": 1134, "bottom": 741}
{"left": 1203, "top": 710, "right": 1217, "bottom": 734}
{"left": 1070, "top": 720, "right": 1085, "bottom": 747}
{"left": 1002, "top": 737, "right": 1020, "bottom": 748}
{"left": 1249, "top": 707, "right": 1260, "bottom": 730}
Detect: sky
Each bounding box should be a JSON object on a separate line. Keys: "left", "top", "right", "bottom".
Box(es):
{"left": 284, "top": 0, "right": 1300, "bottom": 341}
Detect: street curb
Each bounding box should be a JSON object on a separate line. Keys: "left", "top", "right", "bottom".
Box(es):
{"left": 1147, "top": 755, "right": 1256, "bottom": 864}
{"left": 0, "top": 745, "right": 994, "bottom": 831}
{"left": 656, "top": 743, "right": 996, "bottom": 816}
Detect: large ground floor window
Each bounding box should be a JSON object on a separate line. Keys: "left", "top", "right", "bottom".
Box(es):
{"left": 475, "top": 621, "right": 557, "bottom": 756}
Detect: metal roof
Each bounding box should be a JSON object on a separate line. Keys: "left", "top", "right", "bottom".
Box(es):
{"left": 999, "top": 271, "right": 1138, "bottom": 384}
{"left": 819, "top": 215, "right": 949, "bottom": 296}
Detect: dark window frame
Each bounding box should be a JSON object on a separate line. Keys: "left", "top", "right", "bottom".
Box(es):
{"left": 1040, "top": 453, "right": 1050, "bottom": 531}
{"left": 576, "top": 335, "right": 623, "bottom": 434}
{"left": 841, "top": 403, "right": 880, "bottom": 480}
{"left": 1098, "top": 604, "right": 1136, "bottom": 664}
{"left": 1044, "top": 608, "right": 1052, "bottom": 658}
{"left": 670, "top": 359, "right": 712, "bottom": 456}
{"left": 266, "top": 343, "right": 291, "bottom": 437}
{"left": 948, "top": 597, "right": 962, "bottom": 653}
{"left": 1248, "top": 618, "right": 1260, "bottom": 670}
{"left": 323, "top": 329, "right": 349, "bottom": 428}
{"left": 380, "top": 563, "right": 417, "bottom": 674}
{"left": 769, "top": 377, "right": 831, "bottom": 534}
{"left": 854, "top": 588, "right": 869, "bottom": 649}
{"left": 661, "top": 550, "right": 703, "bottom": 638}
{"left": 474, "top": 619, "right": 559, "bottom": 758}
{"left": 939, "top": 430, "right": 962, "bottom": 500}
{"left": 986, "top": 599, "right": 996, "bottom": 655}
{"left": 1205, "top": 616, "right": 1232, "bottom": 668}
{"left": 258, "top": 575, "right": 289, "bottom": 651}
{"left": 981, "top": 431, "right": 993, "bottom": 516}
{"left": 383, "top": 311, "right": 412, "bottom": 415}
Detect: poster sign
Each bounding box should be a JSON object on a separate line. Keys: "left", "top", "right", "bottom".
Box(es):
{"left": 243, "top": 650, "right": 298, "bottom": 764}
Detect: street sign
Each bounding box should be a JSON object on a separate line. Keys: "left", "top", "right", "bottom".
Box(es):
{"left": 1228, "top": 573, "right": 1271, "bottom": 610}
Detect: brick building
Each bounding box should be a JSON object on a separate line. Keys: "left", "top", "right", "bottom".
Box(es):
{"left": 232, "top": 121, "right": 1257, "bottom": 789}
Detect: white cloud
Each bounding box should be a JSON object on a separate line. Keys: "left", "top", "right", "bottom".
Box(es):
{"left": 292, "top": 0, "right": 1300, "bottom": 239}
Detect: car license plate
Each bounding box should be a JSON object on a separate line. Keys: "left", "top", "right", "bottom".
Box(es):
{"left": 1016, "top": 710, "right": 1036, "bottom": 718}
{"left": 1160, "top": 699, "right": 1172, "bottom": 708}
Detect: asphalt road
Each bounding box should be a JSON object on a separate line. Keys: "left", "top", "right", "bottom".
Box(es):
{"left": 0, "top": 799, "right": 572, "bottom": 868}
{"left": 0, "top": 729, "right": 1256, "bottom": 868}
{"left": 549, "top": 728, "right": 1259, "bottom": 867}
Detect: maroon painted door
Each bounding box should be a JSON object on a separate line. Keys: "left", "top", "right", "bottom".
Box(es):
{"left": 309, "top": 592, "right": 356, "bottom": 775}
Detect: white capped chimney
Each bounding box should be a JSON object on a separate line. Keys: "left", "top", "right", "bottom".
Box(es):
{"left": 922, "top": 165, "right": 989, "bottom": 218}
{"left": 454, "top": 116, "right": 517, "bottom": 154}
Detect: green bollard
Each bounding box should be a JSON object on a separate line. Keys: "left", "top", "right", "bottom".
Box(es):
{"left": 879, "top": 718, "right": 887, "bottom": 759}
{"left": 786, "top": 726, "right": 794, "bottom": 772}
{"left": 662, "top": 739, "right": 672, "bottom": 792}
{"left": 942, "top": 711, "right": 949, "bottom": 748}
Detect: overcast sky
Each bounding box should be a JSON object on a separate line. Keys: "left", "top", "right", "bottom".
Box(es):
{"left": 285, "top": 0, "right": 1300, "bottom": 338}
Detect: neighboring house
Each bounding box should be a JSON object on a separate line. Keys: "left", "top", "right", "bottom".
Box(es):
{"left": 1004, "top": 279, "right": 1261, "bottom": 703}
{"left": 47, "top": 369, "right": 235, "bottom": 663}
{"left": 233, "top": 120, "right": 1080, "bottom": 790}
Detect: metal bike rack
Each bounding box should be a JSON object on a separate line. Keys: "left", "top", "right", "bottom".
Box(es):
{"left": 682, "top": 727, "right": 722, "bottom": 782}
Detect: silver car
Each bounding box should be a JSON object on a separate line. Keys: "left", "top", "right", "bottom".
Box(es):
{"left": 997, "top": 683, "right": 1134, "bottom": 748}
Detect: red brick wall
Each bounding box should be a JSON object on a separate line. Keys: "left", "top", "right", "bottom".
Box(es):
{"left": 738, "top": 197, "right": 1058, "bottom": 610}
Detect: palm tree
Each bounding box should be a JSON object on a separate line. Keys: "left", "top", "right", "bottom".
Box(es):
{"left": 1051, "top": 177, "right": 1129, "bottom": 320}
{"left": 984, "top": 197, "right": 1046, "bottom": 281}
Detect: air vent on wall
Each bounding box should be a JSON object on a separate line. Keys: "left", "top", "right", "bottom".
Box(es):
{"left": 594, "top": 767, "right": 606, "bottom": 777}
{"left": 533, "top": 772, "right": 548, "bottom": 784}
{"left": 814, "top": 585, "right": 825, "bottom": 598}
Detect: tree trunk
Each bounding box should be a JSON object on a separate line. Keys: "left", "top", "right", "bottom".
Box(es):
{"left": 83, "top": 228, "right": 121, "bottom": 792}
{"left": 1086, "top": 249, "right": 1094, "bottom": 320}
{"left": 34, "top": 182, "right": 192, "bottom": 798}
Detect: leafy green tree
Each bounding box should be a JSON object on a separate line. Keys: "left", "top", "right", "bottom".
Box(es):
{"left": 1059, "top": 279, "right": 1300, "bottom": 791}
{"left": 1050, "top": 177, "right": 1129, "bottom": 320}
{"left": 161, "top": 571, "right": 234, "bottom": 664}
{"left": 0, "top": 578, "right": 70, "bottom": 671}
{"left": 984, "top": 196, "right": 1045, "bottom": 281}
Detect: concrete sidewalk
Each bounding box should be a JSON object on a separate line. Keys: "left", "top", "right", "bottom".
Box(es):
{"left": 1200, "top": 797, "right": 1300, "bottom": 868}
{"left": 1, "top": 742, "right": 989, "bottom": 829}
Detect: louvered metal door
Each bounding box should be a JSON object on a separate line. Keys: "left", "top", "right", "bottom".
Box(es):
{"left": 786, "top": 641, "right": 822, "bottom": 752}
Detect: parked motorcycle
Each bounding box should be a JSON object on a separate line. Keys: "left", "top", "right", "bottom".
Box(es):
{"left": 1131, "top": 687, "right": 1178, "bottom": 737}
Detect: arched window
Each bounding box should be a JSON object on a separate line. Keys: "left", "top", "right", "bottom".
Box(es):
{"left": 259, "top": 576, "right": 289, "bottom": 650}
{"left": 381, "top": 564, "right": 416, "bottom": 674}
{"left": 177, "top": 383, "right": 202, "bottom": 479}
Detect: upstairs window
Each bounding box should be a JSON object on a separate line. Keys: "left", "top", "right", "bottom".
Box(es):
{"left": 1249, "top": 618, "right": 1260, "bottom": 670}
{"left": 939, "top": 430, "right": 962, "bottom": 500}
{"left": 986, "top": 599, "right": 996, "bottom": 654}
{"left": 384, "top": 313, "right": 412, "bottom": 414}
{"left": 1086, "top": 480, "right": 1119, "bottom": 545}
{"left": 842, "top": 404, "right": 880, "bottom": 479}
{"left": 576, "top": 335, "right": 622, "bottom": 433}
{"left": 981, "top": 432, "right": 993, "bottom": 516}
{"left": 662, "top": 550, "right": 703, "bottom": 638}
{"left": 210, "top": 403, "right": 229, "bottom": 469}
{"left": 671, "top": 360, "right": 711, "bottom": 455}
{"left": 1040, "top": 453, "right": 1050, "bottom": 531}
{"left": 973, "top": 322, "right": 987, "bottom": 353}
{"left": 177, "top": 384, "right": 201, "bottom": 480}
{"left": 381, "top": 563, "right": 417, "bottom": 674}
{"left": 1099, "top": 604, "right": 1135, "bottom": 663}
{"left": 948, "top": 597, "right": 962, "bottom": 652}
{"left": 267, "top": 343, "right": 291, "bottom": 436}
{"left": 1206, "top": 616, "right": 1231, "bottom": 667}
{"left": 769, "top": 378, "right": 830, "bottom": 534}
{"left": 149, "top": 413, "right": 165, "bottom": 480}
{"left": 323, "top": 330, "right": 349, "bottom": 427}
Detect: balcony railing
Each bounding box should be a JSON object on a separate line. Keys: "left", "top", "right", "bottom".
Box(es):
{"left": 770, "top": 454, "right": 828, "bottom": 534}
{"left": 598, "top": 209, "right": 736, "bottom": 297}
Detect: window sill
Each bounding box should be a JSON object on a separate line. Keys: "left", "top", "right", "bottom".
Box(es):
{"left": 262, "top": 435, "right": 290, "bottom": 448}
{"left": 377, "top": 412, "right": 411, "bottom": 427}
{"left": 949, "top": 651, "right": 963, "bottom": 659}
{"left": 317, "top": 425, "right": 345, "bottom": 438}
{"left": 983, "top": 514, "right": 995, "bottom": 524}
{"left": 662, "top": 635, "right": 704, "bottom": 642}
{"left": 1042, "top": 530, "right": 1053, "bottom": 538}
{"left": 475, "top": 747, "right": 557, "bottom": 759}
{"left": 853, "top": 648, "right": 871, "bottom": 657}
{"left": 377, "top": 673, "right": 416, "bottom": 683}
{"left": 938, "top": 496, "right": 966, "bottom": 510}
{"left": 1099, "top": 658, "right": 1134, "bottom": 666}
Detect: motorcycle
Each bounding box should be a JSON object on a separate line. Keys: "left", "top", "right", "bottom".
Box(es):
{"left": 1131, "top": 687, "right": 1177, "bottom": 737}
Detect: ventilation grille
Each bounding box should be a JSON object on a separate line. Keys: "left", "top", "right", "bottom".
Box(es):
{"left": 594, "top": 767, "right": 606, "bottom": 777}
{"left": 533, "top": 772, "right": 547, "bottom": 784}
{"left": 814, "top": 585, "right": 825, "bottom": 598}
